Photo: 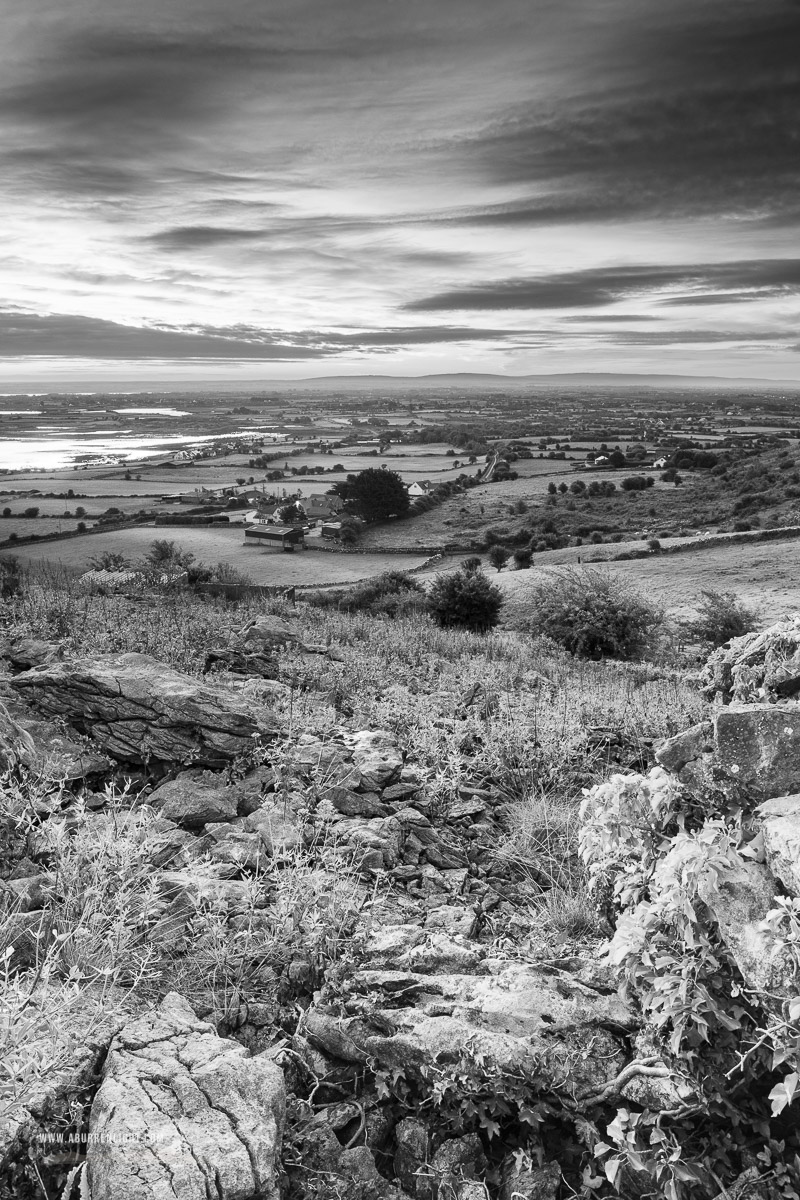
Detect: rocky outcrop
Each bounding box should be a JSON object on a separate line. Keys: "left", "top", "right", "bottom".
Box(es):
{"left": 656, "top": 704, "right": 800, "bottom": 807}
{"left": 88, "top": 992, "right": 285, "bottom": 1200}
{"left": 701, "top": 615, "right": 800, "bottom": 704}
{"left": 758, "top": 793, "right": 800, "bottom": 894}
{"left": 10, "top": 652, "right": 280, "bottom": 766}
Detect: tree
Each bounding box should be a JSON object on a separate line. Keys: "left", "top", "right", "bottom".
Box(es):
{"left": 547, "top": 482, "right": 558, "bottom": 495}
{"left": 690, "top": 590, "right": 760, "bottom": 647}
{"left": 427, "top": 568, "right": 504, "bottom": 633}
{"left": 276, "top": 501, "right": 305, "bottom": 523}
{"left": 513, "top": 548, "right": 532, "bottom": 569}
{"left": 23, "top": 507, "right": 39, "bottom": 518}
{"left": 330, "top": 468, "right": 409, "bottom": 522}
{"left": 488, "top": 545, "right": 510, "bottom": 572}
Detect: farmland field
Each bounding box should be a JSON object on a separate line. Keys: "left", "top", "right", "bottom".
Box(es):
{"left": 1, "top": 525, "right": 432, "bottom": 585}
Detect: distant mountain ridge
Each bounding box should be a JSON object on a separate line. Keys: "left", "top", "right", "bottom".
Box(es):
{"left": 261, "top": 371, "right": 800, "bottom": 391}
{"left": 2, "top": 370, "right": 799, "bottom": 395}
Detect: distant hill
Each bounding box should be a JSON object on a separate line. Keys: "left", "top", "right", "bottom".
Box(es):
{"left": 3, "top": 370, "right": 799, "bottom": 395}
{"left": 260, "top": 371, "right": 800, "bottom": 391}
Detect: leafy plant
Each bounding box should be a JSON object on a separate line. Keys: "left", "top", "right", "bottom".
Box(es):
{"left": 427, "top": 568, "right": 504, "bottom": 633}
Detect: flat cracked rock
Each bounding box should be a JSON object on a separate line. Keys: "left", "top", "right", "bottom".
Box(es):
{"left": 10, "top": 652, "right": 280, "bottom": 767}
{"left": 88, "top": 991, "right": 285, "bottom": 1200}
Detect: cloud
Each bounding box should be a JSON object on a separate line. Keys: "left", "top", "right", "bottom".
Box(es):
{"left": 0, "top": 310, "right": 515, "bottom": 359}
{"left": 145, "top": 226, "right": 270, "bottom": 251}
{"left": 406, "top": 259, "right": 800, "bottom": 312}
{"left": 453, "top": 2, "right": 800, "bottom": 226}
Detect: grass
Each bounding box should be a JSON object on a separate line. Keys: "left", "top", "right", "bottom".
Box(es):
{"left": 0, "top": 571, "right": 711, "bottom": 1187}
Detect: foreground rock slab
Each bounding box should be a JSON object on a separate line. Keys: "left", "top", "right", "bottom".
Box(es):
{"left": 88, "top": 992, "right": 285, "bottom": 1200}
{"left": 10, "top": 652, "right": 280, "bottom": 766}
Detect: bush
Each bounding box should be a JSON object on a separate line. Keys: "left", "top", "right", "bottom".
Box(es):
{"left": 488, "top": 545, "right": 510, "bottom": 572}
{"left": 308, "top": 570, "right": 425, "bottom": 618}
{"left": 647, "top": 538, "right": 661, "bottom": 552}
{"left": 512, "top": 548, "right": 532, "bottom": 569}
{"left": 523, "top": 567, "right": 664, "bottom": 660}
{"left": 689, "top": 590, "right": 760, "bottom": 647}
{"left": 620, "top": 476, "right": 648, "bottom": 492}
{"left": 427, "top": 568, "right": 504, "bottom": 633}
{"left": 460, "top": 556, "right": 482, "bottom": 573}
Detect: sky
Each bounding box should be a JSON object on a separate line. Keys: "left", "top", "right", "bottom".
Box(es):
{"left": 1, "top": 0, "right": 799, "bottom": 387}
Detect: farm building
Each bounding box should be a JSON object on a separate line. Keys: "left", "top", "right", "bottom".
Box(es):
{"left": 305, "top": 493, "right": 343, "bottom": 519}
{"left": 243, "top": 524, "right": 305, "bottom": 551}
{"left": 407, "top": 480, "right": 432, "bottom": 498}
{"left": 321, "top": 522, "right": 343, "bottom": 540}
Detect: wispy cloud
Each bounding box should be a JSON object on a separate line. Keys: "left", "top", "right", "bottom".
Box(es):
{"left": 0, "top": 0, "right": 798, "bottom": 380}
{"left": 406, "top": 260, "right": 800, "bottom": 312}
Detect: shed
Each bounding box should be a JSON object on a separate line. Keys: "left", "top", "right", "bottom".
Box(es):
{"left": 244, "top": 524, "right": 305, "bottom": 551}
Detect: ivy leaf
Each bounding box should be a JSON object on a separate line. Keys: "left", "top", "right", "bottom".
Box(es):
{"left": 769, "top": 1072, "right": 800, "bottom": 1116}
{"left": 604, "top": 1156, "right": 624, "bottom": 1186}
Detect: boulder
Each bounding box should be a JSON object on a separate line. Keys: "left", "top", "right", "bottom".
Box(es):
{"left": 347, "top": 730, "right": 403, "bottom": 790}
{"left": 239, "top": 615, "right": 302, "bottom": 651}
{"left": 308, "top": 961, "right": 633, "bottom": 1097}
{"left": 656, "top": 707, "right": 800, "bottom": 807}
{"left": 700, "top": 616, "right": 800, "bottom": 704}
{"left": 696, "top": 854, "right": 794, "bottom": 1001}
{"left": 0, "top": 638, "right": 63, "bottom": 672}
{"left": 88, "top": 992, "right": 285, "bottom": 1200}
{"left": 715, "top": 704, "right": 800, "bottom": 804}
{"left": 500, "top": 1159, "right": 561, "bottom": 1200}
{"left": 149, "top": 770, "right": 240, "bottom": 826}
{"left": 757, "top": 793, "right": 800, "bottom": 895}
{"left": 10, "top": 652, "right": 279, "bottom": 766}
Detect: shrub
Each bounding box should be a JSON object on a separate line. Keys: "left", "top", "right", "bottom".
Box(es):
{"left": 427, "top": 568, "right": 504, "bottom": 633}
{"left": 460, "top": 556, "right": 482, "bottom": 573}
{"left": 0, "top": 556, "right": 22, "bottom": 598}
{"left": 512, "top": 548, "right": 532, "bottom": 569}
{"left": 523, "top": 567, "right": 664, "bottom": 660}
{"left": 309, "top": 570, "right": 425, "bottom": 618}
{"left": 689, "top": 589, "right": 760, "bottom": 647}
{"left": 621, "top": 476, "right": 648, "bottom": 492}
{"left": 22, "top": 506, "right": 39, "bottom": 518}
{"left": 648, "top": 538, "right": 662, "bottom": 552}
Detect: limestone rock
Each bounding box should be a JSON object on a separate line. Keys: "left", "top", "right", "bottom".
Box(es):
{"left": 701, "top": 616, "right": 800, "bottom": 704}
{"left": 88, "top": 991, "right": 285, "bottom": 1200}
{"left": 500, "top": 1159, "right": 561, "bottom": 1200}
{"left": 10, "top": 652, "right": 279, "bottom": 766}
{"left": 347, "top": 730, "right": 403, "bottom": 790}
{"left": 239, "top": 614, "right": 302, "bottom": 650}
{"left": 758, "top": 793, "right": 800, "bottom": 895}
{"left": 696, "top": 855, "right": 794, "bottom": 1000}
{"left": 656, "top": 707, "right": 800, "bottom": 807}
{"left": 714, "top": 704, "right": 800, "bottom": 803}
{"left": 150, "top": 769, "right": 240, "bottom": 825}
{"left": 310, "top": 961, "right": 633, "bottom": 1097}
{"left": 0, "top": 638, "right": 63, "bottom": 672}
